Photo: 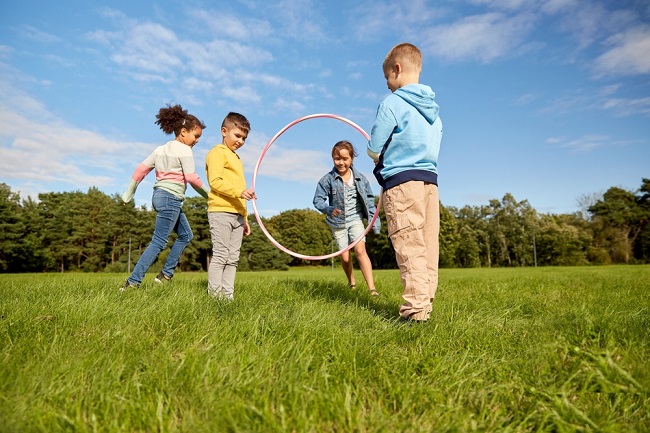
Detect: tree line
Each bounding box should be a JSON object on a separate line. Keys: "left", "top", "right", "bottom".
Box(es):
{"left": 1, "top": 179, "right": 648, "bottom": 273}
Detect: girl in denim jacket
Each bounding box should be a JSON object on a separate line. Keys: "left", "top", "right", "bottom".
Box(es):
{"left": 313, "top": 141, "right": 380, "bottom": 296}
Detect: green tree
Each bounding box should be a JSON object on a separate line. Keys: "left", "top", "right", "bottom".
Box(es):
{"left": 439, "top": 204, "right": 459, "bottom": 267}
{"left": 633, "top": 178, "right": 650, "bottom": 262}
{"left": 365, "top": 197, "right": 396, "bottom": 269}
{"left": 536, "top": 214, "right": 591, "bottom": 266}
{"left": 589, "top": 186, "right": 643, "bottom": 263}
{"left": 0, "top": 183, "right": 31, "bottom": 272}
{"left": 20, "top": 196, "right": 51, "bottom": 271}
{"left": 240, "top": 219, "right": 291, "bottom": 271}
{"left": 484, "top": 194, "right": 537, "bottom": 267}
{"left": 455, "top": 205, "right": 492, "bottom": 267}
{"left": 456, "top": 225, "right": 481, "bottom": 268}
{"left": 39, "top": 191, "right": 78, "bottom": 272}
{"left": 267, "top": 209, "right": 332, "bottom": 266}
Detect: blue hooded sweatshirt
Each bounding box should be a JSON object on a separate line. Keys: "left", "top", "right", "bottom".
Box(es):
{"left": 367, "top": 83, "right": 443, "bottom": 190}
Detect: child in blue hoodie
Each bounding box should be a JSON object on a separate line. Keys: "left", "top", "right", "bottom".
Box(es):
{"left": 367, "top": 43, "right": 443, "bottom": 323}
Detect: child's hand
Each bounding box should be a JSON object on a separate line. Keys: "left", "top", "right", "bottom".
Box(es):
{"left": 241, "top": 189, "right": 256, "bottom": 200}
{"left": 331, "top": 208, "right": 341, "bottom": 217}
{"left": 243, "top": 221, "right": 251, "bottom": 236}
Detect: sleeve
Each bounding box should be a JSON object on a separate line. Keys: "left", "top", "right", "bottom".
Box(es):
{"left": 363, "top": 176, "right": 381, "bottom": 234}
{"left": 206, "top": 148, "right": 243, "bottom": 198}
{"left": 186, "top": 173, "right": 209, "bottom": 199}
{"left": 367, "top": 102, "right": 397, "bottom": 161}
{"left": 121, "top": 154, "right": 155, "bottom": 203}
{"left": 178, "top": 148, "right": 209, "bottom": 199}
{"left": 313, "top": 175, "right": 334, "bottom": 216}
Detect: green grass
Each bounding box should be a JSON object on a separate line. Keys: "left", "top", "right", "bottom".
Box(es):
{"left": 1, "top": 266, "right": 648, "bottom": 432}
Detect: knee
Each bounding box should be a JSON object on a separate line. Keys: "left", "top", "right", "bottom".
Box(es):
{"left": 150, "top": 233, "right": 169, "bottom": 250}
{"left": 179, "top": 230, "right": 193, "bottom": 243}
{"left": 354, "top": 244, "right": 368, "bottom": 257}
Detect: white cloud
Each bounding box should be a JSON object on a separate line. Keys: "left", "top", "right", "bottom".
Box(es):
{"left": 238, "top": 137, "right": 330, "bottom": 183}
{"left": 0, "top": 45, "right": 12, "bottom": 59}
{"left": 540, "top": 0, "right": 580, "bottom": 14}
{"left": 223, "top": 86, "right": 261, "bottom": 103}
{"left": 0, "top": 105, "right": 142, "bottom": 189}
{"left": 420, "top": 12, "right": 536, "bottom": 63}
{"left": 184, "top": 77, "right": 214, "bottom": 93}
{"left": 352, "top": 0, "right": 446, "bottom": 41}
{"left": 273, "top": 0, "right": 327, "bottom": 42}
{"left": 594, "top": 26, "right": 650, "bottom": 77}
{"left": 540, "top": 84, "right": 650, "bottom": 118}
{"left": 601, "top": 96, "right": 650, "bottom": 117}
{"left": 0, "top": 73, "right": 150, "bottom": 198}
{"left": 467, "top": 0, "right": 530, "bottom": 10}
{"left": 19, "top": 25, "right": 60, "bottom": 44}
{"left": 189, "top": 10, "right": 272, "bottom": 40}
{"left": 273, "top": 97, "right": 306, "bottom": 114}
{"left": 83, "top": 10, "right": 336, "bottom": 109}
{"left": 88, "top": 15, "right": 273, "bottom": 85}
{"left": 546, "top": 134, "right": 636, "bottom": 152}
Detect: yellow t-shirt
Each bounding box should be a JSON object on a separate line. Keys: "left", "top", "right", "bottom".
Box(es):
{"left": 205, "top": 144, "right": 247, "bottom": 217}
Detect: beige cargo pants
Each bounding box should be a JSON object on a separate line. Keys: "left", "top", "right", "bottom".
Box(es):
{"left": 383, "top": 181, "right": 440, "bottom": 321}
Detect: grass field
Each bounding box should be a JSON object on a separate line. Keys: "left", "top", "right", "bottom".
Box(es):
{"left": 1, "top": 265, "right": 648, "bottom": 432}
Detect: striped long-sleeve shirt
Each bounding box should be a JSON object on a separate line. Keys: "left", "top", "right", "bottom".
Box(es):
{"left": 122, "top": 140, "right": 209, "bottom": 203}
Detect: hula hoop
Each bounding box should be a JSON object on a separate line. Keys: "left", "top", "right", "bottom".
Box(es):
{"left": 251, "top": 113, "right": 383, "bottom": 260}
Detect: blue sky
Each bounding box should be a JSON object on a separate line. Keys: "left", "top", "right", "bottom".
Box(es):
{"left": 1, "top": 0, "right": 648, "bottom": 217}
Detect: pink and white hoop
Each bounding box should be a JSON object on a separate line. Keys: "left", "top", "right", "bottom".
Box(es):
{"left": 251, "top": 113, "right": 382, "bottom": 260}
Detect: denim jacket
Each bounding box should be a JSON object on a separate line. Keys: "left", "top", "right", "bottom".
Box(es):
{"left": 313, "top": 167, "right": 380, "bottom": 233}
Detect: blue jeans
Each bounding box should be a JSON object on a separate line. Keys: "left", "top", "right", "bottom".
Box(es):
{"left": 128, "top": 188, "right": 193, "bottom": 285}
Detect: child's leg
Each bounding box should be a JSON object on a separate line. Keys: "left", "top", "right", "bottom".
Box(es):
{"left": 333, "top": 228, "right": 355, "bottom": 286}
{"left": 162, "top": 209, "right": 193, "bottom": 278}
{"left": 424, "top": 183, "right": 440, "bottom": 301}
{"left": 340, "top": 250, "right": 355, "bottom": 286}
{"left": 220, "top": 215, "right": 245, "bottom": 299}
{"left": 128, "top": 189, "right": 180, "bottom": 285}
{"left": 383, "top": 181, "right": 431, "bottom": 320}
{"left": 207, "top": 212, "right": 237, "bottom": 298}
{"left": 353, "top": 241, "right": 377, "bottom": 293}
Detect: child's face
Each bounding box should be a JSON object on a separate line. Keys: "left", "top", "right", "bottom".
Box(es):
{"left": 333, "top": 149, "right": 353, "bottom": 175}
{"left": 384, "top": 64, "right": 399, "bottom": 92}
{"left": 222, "top": 125, "right": 248, "bottom": 151}
{"left": 180, "top": 126, "right": 202, "bottom": 147}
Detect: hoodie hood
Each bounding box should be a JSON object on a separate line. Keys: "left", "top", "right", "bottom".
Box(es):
{"left": 394, "top": 84, "right": 439, "bottom": 125}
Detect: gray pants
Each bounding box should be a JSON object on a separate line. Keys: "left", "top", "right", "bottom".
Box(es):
{"left": 207, "top": 212, "right": 244, "bottom": 300}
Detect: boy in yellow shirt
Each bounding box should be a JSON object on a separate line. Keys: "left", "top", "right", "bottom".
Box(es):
{"left": 205, "top": 112, "right": 256, "bottom": 300}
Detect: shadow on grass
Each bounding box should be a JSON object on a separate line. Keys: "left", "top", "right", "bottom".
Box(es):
{"left": 281, "top": 278, "right": 399, "bottom": 321}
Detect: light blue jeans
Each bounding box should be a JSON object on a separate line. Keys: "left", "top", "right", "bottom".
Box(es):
{"left": 127, "top": 188, "right": 193, "bottom": 285}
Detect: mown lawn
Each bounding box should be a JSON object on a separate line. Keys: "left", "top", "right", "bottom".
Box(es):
{"left": 1, "top": 265, "right": 648, "bottom": 432}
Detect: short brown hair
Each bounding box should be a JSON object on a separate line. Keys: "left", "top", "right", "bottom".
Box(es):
{"left": 332, "top": 140, "right": 358, "bottom": 159}
{"left": 383, "top": 43, "right": 422, "bottom": 74}
{"left": 221, "top": 112, "right": 250, "bottom": 134}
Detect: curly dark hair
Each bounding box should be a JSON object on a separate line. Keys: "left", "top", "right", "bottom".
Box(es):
{"left": 155, "top": 104, "right": 207, "bottom": 136}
